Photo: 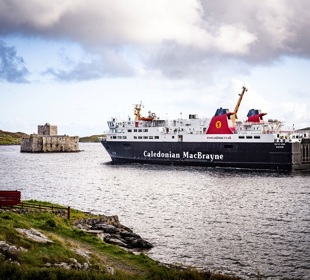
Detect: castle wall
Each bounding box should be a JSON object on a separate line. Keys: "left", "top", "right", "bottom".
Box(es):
{"left": 21, "top": 135, "right": 79, "bottom": 153}
{"left": 20, "top": 136, "right": 43, "bottom": 152}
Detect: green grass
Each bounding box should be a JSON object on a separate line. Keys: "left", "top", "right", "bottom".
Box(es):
{"left": 0, "top": 201, "right": 241, "bottom": 280}
{"left": 0, "top": 130, "right": 28, "bottom": 145}
{"left": 79, "top": 134, "right": 105, "bottom": 142}
{"left": 0, "top": 129, "right": 106, "bottom": 144}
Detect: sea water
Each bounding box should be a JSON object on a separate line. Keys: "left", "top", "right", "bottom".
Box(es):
{"left": 0, "top": 143, "right": 309, "bottom": 279}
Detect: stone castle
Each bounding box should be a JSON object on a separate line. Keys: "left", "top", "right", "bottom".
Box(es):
{"left": 20, "top": 123, "right": 79, "bottom": 153}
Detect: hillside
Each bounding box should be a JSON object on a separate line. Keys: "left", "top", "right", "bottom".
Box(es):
{"left": 0, "top": 130, "right": 106, "bottom": 145}
{"left": 79, "top": 134, "right": 105, "bottom": 143}
{"left": 0, "top": 201, "right": 240, "bottom": 280}
{"left": 0, "top": 130, "right": 28, "bottom": 145}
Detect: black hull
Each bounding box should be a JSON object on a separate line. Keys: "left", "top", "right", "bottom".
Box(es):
{"left": 101, "top": 141, "right": 293, "bottom": 171}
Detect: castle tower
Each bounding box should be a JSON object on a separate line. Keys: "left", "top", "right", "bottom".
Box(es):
{"left": 38, "top": 123, "right": 57, "bottom": 136}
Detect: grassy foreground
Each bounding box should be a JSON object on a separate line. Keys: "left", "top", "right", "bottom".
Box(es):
{"left": 0, "top": 201, "right": 240, "bottom": 280}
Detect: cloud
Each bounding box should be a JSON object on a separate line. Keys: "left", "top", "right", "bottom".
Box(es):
{"left": 201, "top": 1, "right": 310, "bottom": 60}
{"left": 1, "top": 0, "right": 310, "bottom": 80}
{"left": 0, "top": 40, "right": 29, "bottom": 83}
{"left": 44, "top": 48, "right": 134, "bottom": 81}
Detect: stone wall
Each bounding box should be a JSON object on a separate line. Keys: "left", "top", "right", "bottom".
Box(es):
{"left": 20, "top": 135, "right": 43, "bottom": 152}
{"left": 21, "top": 135, "right": 79, "bottom": 153}
{"left": 38, "top": 123, "right": 58, "bottom": 136}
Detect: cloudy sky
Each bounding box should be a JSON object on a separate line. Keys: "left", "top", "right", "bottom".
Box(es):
{"left": 1, "top": 0, "right": 310, "bottom": 136}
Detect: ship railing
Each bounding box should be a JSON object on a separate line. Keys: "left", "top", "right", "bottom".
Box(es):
{"left": 262, "top": 130, "right": 293, "bottom": 135}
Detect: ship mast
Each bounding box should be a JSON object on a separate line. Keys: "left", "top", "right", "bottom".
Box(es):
{"left": 134, "top": 101, "right": 143, "bottom": 121}
{"left": 232, "top": 86, "right": 247, "bottom": 123}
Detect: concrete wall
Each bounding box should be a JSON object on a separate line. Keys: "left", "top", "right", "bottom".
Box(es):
{"left": 21, "top": 135, "right": 79, "bottom": 153}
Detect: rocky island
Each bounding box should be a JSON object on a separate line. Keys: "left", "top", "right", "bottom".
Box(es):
{"left": 20, "top": 123, "right": 79, "bottom": 153}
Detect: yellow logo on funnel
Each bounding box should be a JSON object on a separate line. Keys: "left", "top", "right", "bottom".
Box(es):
{"left": 216, "top": 121, "right": 222, "bottom": 129}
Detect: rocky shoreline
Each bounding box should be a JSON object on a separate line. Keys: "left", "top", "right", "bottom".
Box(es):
{"left": 74, "top": 215, "right": 154, "bottom": 250}
{"left": 0, "top": 207, "right": 153, "bottom": 275}
{"left": 0, "top": 204, "right": 241, "bottom": 280}
{"left": 0, "top": 207, "right": 153, "bottom": 251}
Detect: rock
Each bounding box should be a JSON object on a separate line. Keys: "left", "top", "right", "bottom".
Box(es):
{"left": 71, "top": 248, "right": 91, "bottom": 261}
{"left": 70, "top": 258, "right": 83, "bottom": 270}
{"left": 45, "top": 260, "right": 89, "bottom": 271}
{"left": 0, "top": 241, "right": 27, "bottom": 259}
{"left": 135, "top": 239, "right": 154, "bottom": 249}
{"left": 119, "top": 230, "right": 154, "bottom": 249}
{"left": 104, "top": 235, "right": 128, "bottom": 247}
{"left": 105, "top": 266, "right": 115, "bottom": 275}
{"left": 120, "top": 231, "right": 141, "bottom": 239}
{"left": 83, "top": 262, "right": 89, "bottom": 270}
{"left": 91, "top": 223, "right": 120, "bottom": 234}
{"left": 16, "top": 228, "right": 53, "bottom": 243}
{"left": 75, "top": 224, "right": 86, "bottom": 230}
{"left": 85, "top": 230, "right": 105, "bottom": 241}
{"left": 75, "top": 216, "right": 154, "bottom": 250}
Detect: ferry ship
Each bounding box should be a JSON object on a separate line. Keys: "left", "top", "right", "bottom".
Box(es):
{"left": 100, "top": 87, "right": 310, "bottom": 171}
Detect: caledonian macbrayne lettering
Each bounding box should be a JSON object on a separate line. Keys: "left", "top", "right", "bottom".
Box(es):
{"left": 143, "top": 150, "right": 224, "bottom": 161}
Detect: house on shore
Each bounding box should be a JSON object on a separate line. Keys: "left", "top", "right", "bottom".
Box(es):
{"left": 21, "top": 123, "right": 79, "bottom": 153}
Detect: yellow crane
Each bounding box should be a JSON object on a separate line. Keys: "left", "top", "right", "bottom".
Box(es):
{"left": 231, "top": 86, "right": 247, "bottom": 123}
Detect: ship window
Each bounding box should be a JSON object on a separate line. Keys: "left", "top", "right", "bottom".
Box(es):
{"left": 128, "top": 129, "right": 132, "bottom": 132}
{"left": 254, "top": 136, "right": 260, "bottom": 139}
{"left": 155, "top": 136, "right": 159, "bottom": 139}
{"left": 134, "top": 136, "right": 137, "bottom": 139}
{"left": 246, "top": 136, "right": 252, "bottom": 139}
{"left": 134, "top": 129, "right": 137, "bottom": 132}
{"left": 143, "top": 136, "right": 148, "bottom": 139}
{"left": 138, "top": 136, "right": 142, "bottom": 139}
{"left": 112, "top": 136, "right": 117, "bottom": 139}
{"left": 143, "top": 129, "right": 148, "bottom": 132}
{"left": 239, "top": 136, "right": 245, "bottom": 139}
{"left": 118, "top": 136, "right": 122, "bottom": 139}
{"left": 149, "top": 136, "right": 153, "bottom": 139}
{"left": 123, "top": 136, "right": 127, "bottom": 139}
{"left": 172, "top": 136, "right": 174, "bottom": 139}
{"left": 138, "top": 129, "right": 142, "bottom": 132}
